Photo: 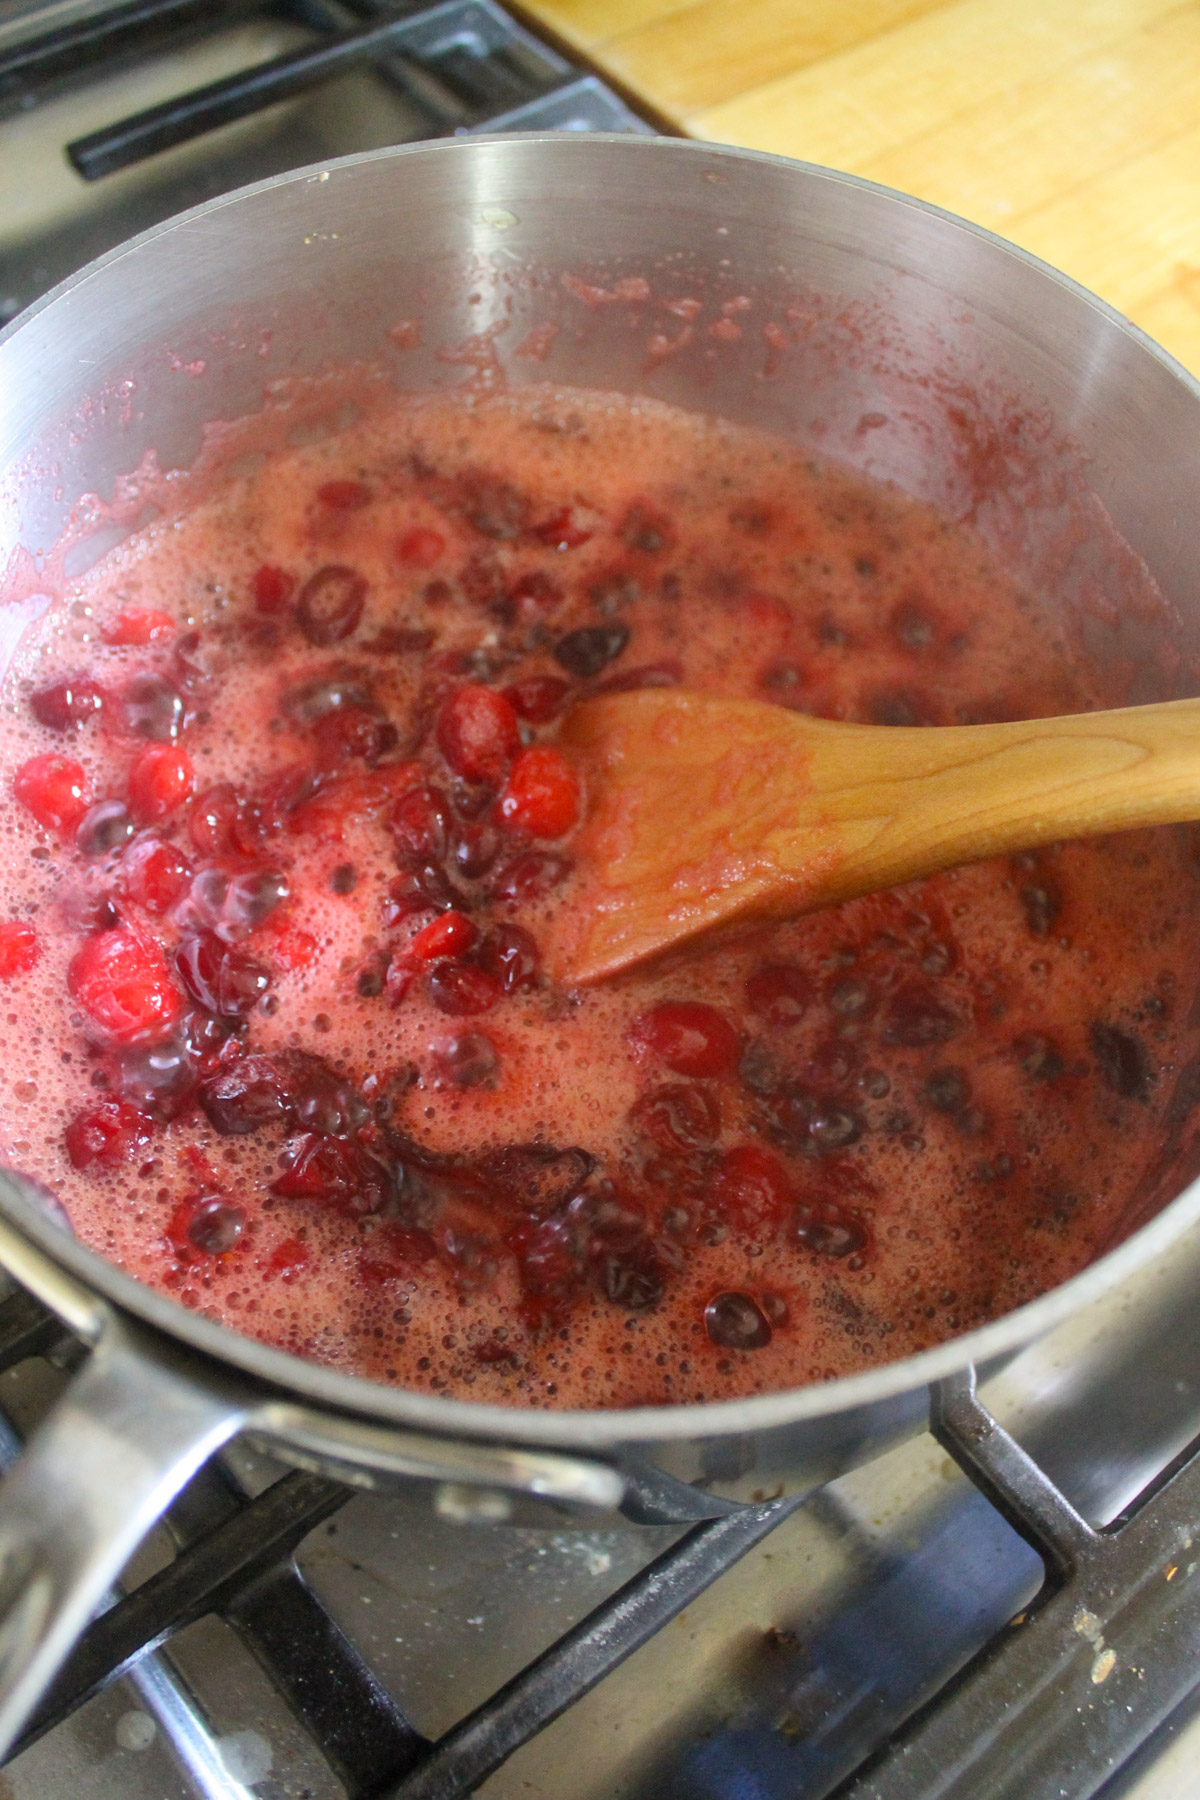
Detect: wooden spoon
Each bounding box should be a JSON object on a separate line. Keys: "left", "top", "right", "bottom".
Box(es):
{"left": 548, "top": 689, "right": 1200, "bottom": 985}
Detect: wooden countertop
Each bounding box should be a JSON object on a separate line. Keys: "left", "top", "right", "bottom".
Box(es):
{"left": 523, "top": 0, "right": 1200, "bottom": 379}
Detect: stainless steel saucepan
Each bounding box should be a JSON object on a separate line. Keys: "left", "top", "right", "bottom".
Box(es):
{"left": 1, "top": 132, "right": 1199, "bottom": 1758}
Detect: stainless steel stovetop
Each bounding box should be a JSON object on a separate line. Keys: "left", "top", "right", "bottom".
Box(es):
{"left": 2, "top": 8, "right": 1200, "bottom": 1799}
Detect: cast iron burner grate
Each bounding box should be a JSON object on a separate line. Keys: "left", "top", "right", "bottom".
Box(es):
{"left": 1, "top": 1284, "right": 1200, "bottom": 1800}
{"left": 0, "top": 0, "right": 671, "bottom": 325}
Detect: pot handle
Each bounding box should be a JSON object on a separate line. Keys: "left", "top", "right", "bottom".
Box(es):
{"left": 0, "top": 1313, "right": 246, "bottom": 1759}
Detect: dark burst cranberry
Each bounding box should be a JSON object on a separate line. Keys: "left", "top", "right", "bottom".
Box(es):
{"left": 620, "top": 502, "right": 675, "bottom": 554}
{"left": 1090, "top": 1021, "right": 1149, "bottom": 1100}
{"left": 518, "top": 1215, "right": 582, "bottom": 1301}
{"left": 705, "top": 1291, "right": 771, "bottom": 1350}
{"left": 172, "top": 630, "right": 222, "bottom": 699}
{"left": 924, "top": 1066, "right": 971, "bottom": 1111}
{"left": 1013, "top": 1033, "right": 1064, "bottom": 1082}
{"left": 631, "top": 1084, "right": 719, "bottom": 1153}
{"left": 488, "top": 851, "right": 572, "bottom": 905}
{"left": 272, "top": 1133, "right": 393, "bottom": 1216}
{"left": 296, "top": 564, "right": 367, "bottom": 645}
{"left": 30, "top": 675, "right": 104, "bottom": 732}
{"left": 452, "top": 820, "right": 499, "bottom": 879}
{"left": 502, "top": 675, "right": 570, "bottom": 723}
{"left": 456, "top": 470, "right": 529, "bottom": 540}
{"left": 385, "top": 863, "right": 466, "bottom": 922}
{"left": 478, "top": 1144, "right": 594, "bottom": 1214}
{"left": 290, "top": 1054, "right": 368, "bottom": 1136}
{"left": 806, "top": 1104, "right": 864, "bottom": 1151}
{"left": 391, "top": 785, "right": 451, "bottom": 862}
{"left": 629, "top": 1001, "right": 739, "bottom": 1079}
{"left": 598, "top": 1238, "right": 664, "bottom": 1311}
{"left": 175, "top": 931, "right": 270, "bottom": 1019}
{"left": 795, "top": 1205, "right": 867, "bottom": 1259}
{"left": 509, "top": 569, "right": 563, "bottom": 620}
{"left": 115, "top": 1029, "right": 202, "bottom": 1120}
{"left": 880, "top": 983, "right": 962, "bottom": 1047}
{"left": 189, "top": 783, "right": 264, "bottom": 860}
{"left": 553, "top": 624, "right": 630, "bottom": 679}
{"left": 312, "top": 706, "right": 397, "bottom": 769}
{"left": 477, "top": 923, "right": 540, "bottom": 992}
{"left": 281, "top": 670, "right": 374, "bottom": 723}
{"left": 429, "top": 1032, "right": 498, "bottom": 1088}
{"left": 738, "top": 1038, "right": 785, "bottom": 1097}
{"left": 199, "top": 1055, "right": 293, "bottom": 1135}
{"left": 185, "top": 1197, "right": 245, "bottom": 1254}
{"left": 746, "top": 962, "right": 811, "bottom": 1028}
{"left": 121, "top": 672, "right": 188, "bottom": 741}
{"left": 76, "top": 799, "right": 136, "bottom": 859}
{"left": 64, "top": 1100, "right": 154, "bottom": 1169}
{"left": 429, "top": 960, "right": 502, "bottom": 1016}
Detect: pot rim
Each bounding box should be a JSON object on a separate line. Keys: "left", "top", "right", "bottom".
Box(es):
{"left": 3, "top": 130, "right": 1200, "bottom": 1450}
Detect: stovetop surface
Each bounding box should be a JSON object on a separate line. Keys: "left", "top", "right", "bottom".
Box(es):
{"left": 2, "top": 7, "right": 1200, "bottom": 1798}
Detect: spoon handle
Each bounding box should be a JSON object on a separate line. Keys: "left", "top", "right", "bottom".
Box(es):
{"left": 787, "top": 695, "right": 1200, "bottom": 901}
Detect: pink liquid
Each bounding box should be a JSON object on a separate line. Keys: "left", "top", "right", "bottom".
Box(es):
{"left": 0, "top": 385, "right": 1197, "bottom": 1409}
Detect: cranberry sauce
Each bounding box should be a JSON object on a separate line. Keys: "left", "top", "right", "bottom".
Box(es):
{"left": 0, "top": 385, "right": 1197, "bottom": 1410}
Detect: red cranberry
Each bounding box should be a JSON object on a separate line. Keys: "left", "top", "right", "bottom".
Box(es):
{"left": 13, "top": 753, "right": 89, "bottom": 835}
{"left": 746, "top": 963, "right": 811, "bottom": 1028}
{"left": 102, "top": 608, "right": 174, "bottom": 646}
{"left": 395, "top": 527, "right": 445, "bottom": 568}
{"left": 253, "top": 564, "right": 294, "bottom": 613}
{"left": 429, "top": 960, "right": 502, "bottom": 1015}
{"left": 534, "top": 504, "right": 592, "bottom": 550}
{"left": 429, "top": 1032, "right": 498, "bottom": 1088}
{"left": 175, "top": 931, "right": 271, "bottom": 1019}
{"left": 488, "top": 851, "right": 572, "bottom": 905}
{"left": 30, "top": 676, "right": 104, "bottom": 732}
{"left": 631, "top": 1084, "right": 719, "bottom": 1153}
{"left": 499, "top": 747, "right": 581, "bottom": 840}
{"left": 296, "top": 565, "right": 366, "bottom": 645}
{"left": 64, "top": 1099, "right": 153, "bottom": 1169}
{"left": 316, "top": 478, "right": 371, "bottom": 510}
{"left": 477, "top": 924, "right": 540, "bottom": 992}
{"left": 409, "top": 910, "right": 477, "bottom": 962}
{"left": 502, "top": 675, "right": 570, "bottom": 722}
{"left": 121, "top": 672, "right": 188, "bottom": 741}
{"left": 629, "top": 1001, "right": 739, "bottom": 1079}
{"left": 704, "top": 1292, "right": 771, "bottom": 1350}
{"left": 391, "top": 785, "right": 451, "bottom": 862}
{"left": 436, "top": 685, "right": 520, "bottom": 785}
{"left": 553, "top": 625, "right": 629, "bottom": 679}
{"left": 0, "top": 921, "right": 37, "bottom": 979}
{"left": 184, "top": 1197, "right": 245, "bottom": 1255}
{"left": 76, "top": 799, "right": 136, "bottom": 860}
{"left": 128, "top": 744, "right": 195, "bottom": 823}
{"left": 272, "top": 1133, "right": 392, "bottom": 1216}
{"left": 714, "top": 1145, "right": 792, "bottom": 1231}
{"left": 68, "top": 928, "right": 181, "bottom": 1043}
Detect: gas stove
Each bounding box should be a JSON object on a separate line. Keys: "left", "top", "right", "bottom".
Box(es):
{"left": 3, "top": 7, "right": 1200, "bottom": 1799}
